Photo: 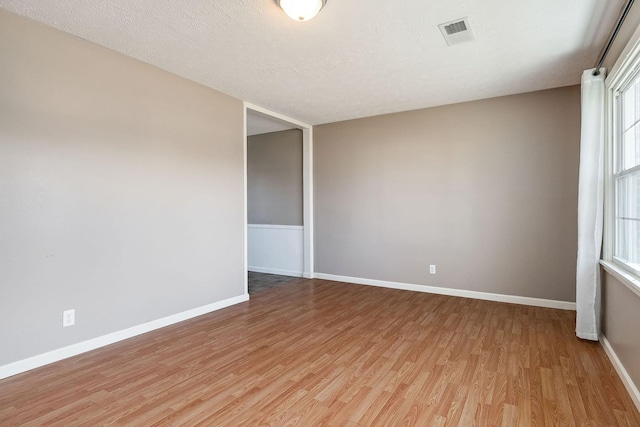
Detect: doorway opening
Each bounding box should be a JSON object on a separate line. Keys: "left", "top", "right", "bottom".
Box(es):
{"left": 243, "top": 104, "right": 314, "bottom": 295}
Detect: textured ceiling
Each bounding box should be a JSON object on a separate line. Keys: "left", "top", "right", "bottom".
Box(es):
{"left": 0, "top": 0, "right": 624, "bottom": 124}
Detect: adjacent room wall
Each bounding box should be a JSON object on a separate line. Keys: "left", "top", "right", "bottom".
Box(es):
{"left": 314, "top": 86, "right": 581, "bottom": 303}
{"left": 247, "top": 129, "right": 303, "bottom": 226}
{"left": 0, "top": 10, "right": 245, "bottom": 366}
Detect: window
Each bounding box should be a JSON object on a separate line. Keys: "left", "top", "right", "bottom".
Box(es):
{"left": 612, "top": 69, "right": 640, "bottom": 276}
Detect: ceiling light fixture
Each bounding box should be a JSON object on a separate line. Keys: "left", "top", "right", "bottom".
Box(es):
{"left": 277, "top": 0, "right": 327, "bottom": 22}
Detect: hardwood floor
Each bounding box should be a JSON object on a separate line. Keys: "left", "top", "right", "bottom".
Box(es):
{"left": 1, "top": 279, "right": 639, "bottom": 426}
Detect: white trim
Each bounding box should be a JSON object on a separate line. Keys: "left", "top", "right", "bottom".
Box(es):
{"left": 314, "top": 273, "right": 576, "bottom": 310}
{"left": 303, "top": 126, "right": 314, "bottom": 277}
{"left": 601, "top": 260, "right": 640, "bottom": 298}
{"left": 601, "top": 334, "right": 640, "bottom": 413}
{"left": 607, "top": 22, "right": 640, "bottom": 86}
{"left": 244, "top": 103, "right": 310, "bottom": 130}
{"left": 243, "top": 106, "right": 249, "bottom": 297}
{"left": 0, "top": 294, "right": 249, "bottom": 380}
{"left": 247, "top": 224, "right": 304, "bottom": 230}
{"left": 248, "top": 267, "right": 303, "bottom": 277}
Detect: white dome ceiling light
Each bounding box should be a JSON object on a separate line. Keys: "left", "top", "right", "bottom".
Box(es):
{"left": 277, "top": 0, "right": 327, "bottom": 22}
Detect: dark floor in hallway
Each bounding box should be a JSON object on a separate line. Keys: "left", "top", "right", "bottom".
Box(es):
{"left": 248, "top": 271, "right": 298, "bottom": 294}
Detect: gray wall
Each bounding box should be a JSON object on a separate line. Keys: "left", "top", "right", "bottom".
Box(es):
{"left": 602, "top": 274, "right": 640, "bottom": 390}
{"left": 247, "top": 129, "right": 303, "bottom": 225}
{"left": 314, "top": 86, "right": 580, "bottom": 302}
{"left": 601, "top": 2, "right": 640, "bottom": 396}
{"left": 0, "top": 10, "right": 245, "bottom": 366}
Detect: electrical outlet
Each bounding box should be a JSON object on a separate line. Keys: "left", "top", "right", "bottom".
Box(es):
{"left": 63, "top": 309, "right": 75, "bottom": 327}
{"left": 429, "top": 265, "right": 436, "bottom": 275}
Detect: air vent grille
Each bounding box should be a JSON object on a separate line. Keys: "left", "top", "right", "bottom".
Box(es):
{"left": 444, "top": 21, "right": 467, "bottom": 35}
{"left": 438, "top": 17, "right": 475, "bottom": 46}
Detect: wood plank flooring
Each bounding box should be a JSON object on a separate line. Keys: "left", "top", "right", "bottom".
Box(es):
{"left": 1, "top": 279, "right": 639, "bottom": 426}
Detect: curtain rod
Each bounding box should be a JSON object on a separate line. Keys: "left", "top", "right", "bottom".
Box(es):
{"left": 593, "top": 0, "right": 636, "bottom": 76}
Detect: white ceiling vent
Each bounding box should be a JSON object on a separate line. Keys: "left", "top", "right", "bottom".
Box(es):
{"left": 438, "top": 17, "right": 475, "bottom": 46}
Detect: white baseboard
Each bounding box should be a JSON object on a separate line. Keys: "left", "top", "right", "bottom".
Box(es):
{"left": 314, "top": 273, "right": 576, "bottom": 311}
{"left": 601, "top": 335, "right": 640, "bottom": 413}
{"left": 0, "top": 294, "right": 249, "bottom": 380}
{"left": 249, "top": 267, "right": 303, "bottom": 277}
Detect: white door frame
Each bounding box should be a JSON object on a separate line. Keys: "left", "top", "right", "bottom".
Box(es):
{"left": 243, "top": 103, "right": 314, "bottom": 295}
